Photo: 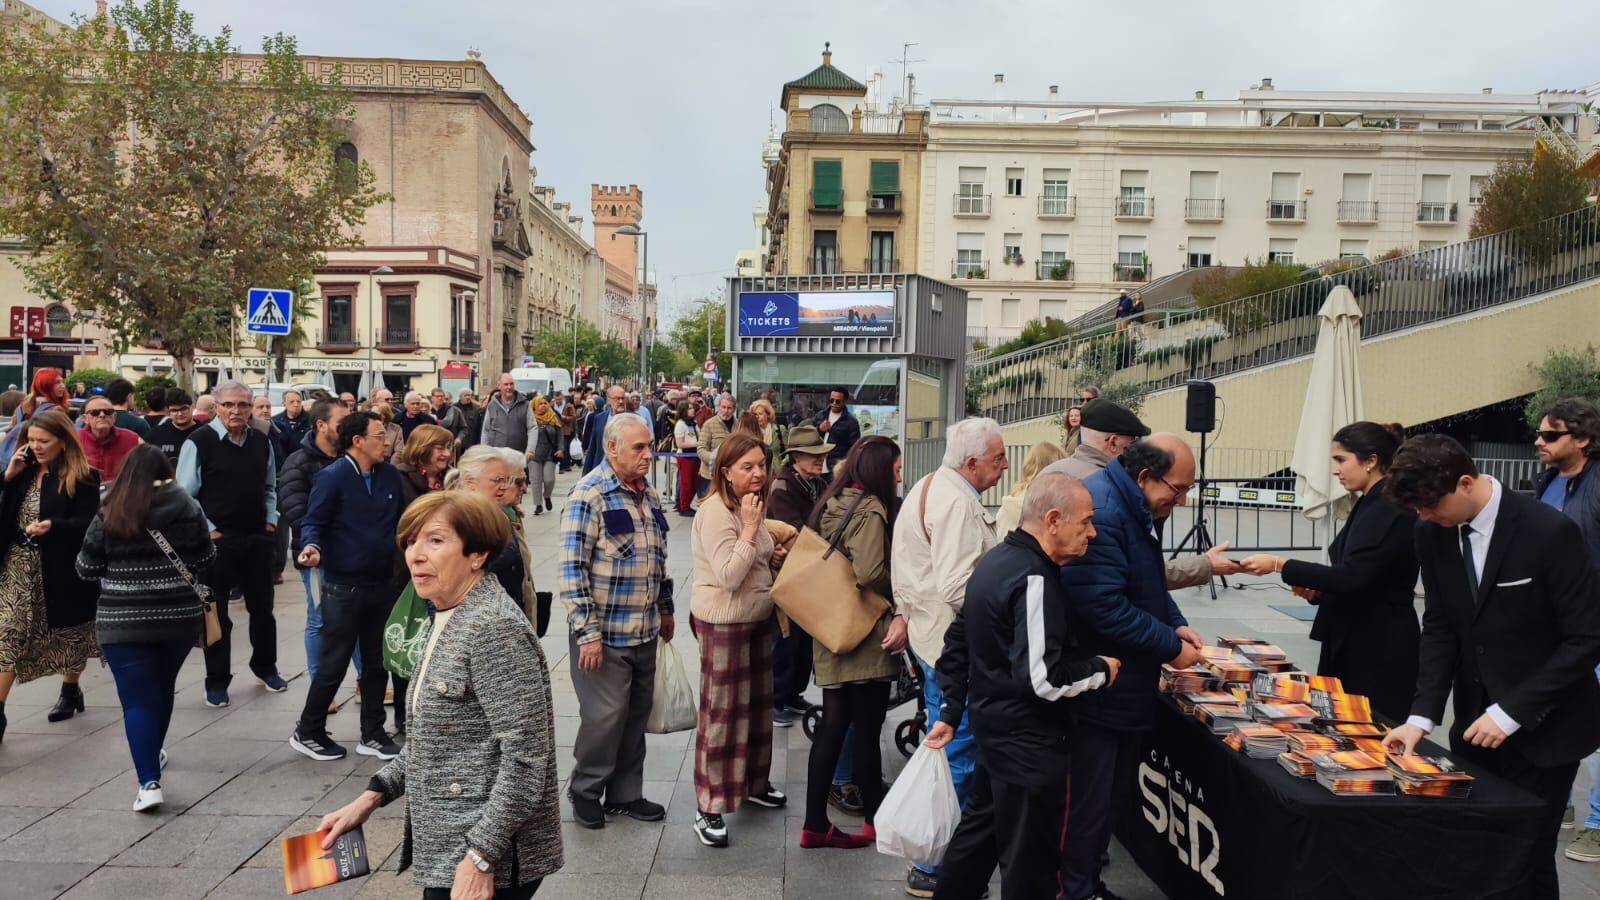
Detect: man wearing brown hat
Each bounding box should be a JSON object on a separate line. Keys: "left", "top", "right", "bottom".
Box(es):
{"left": 1043, "top": 399, "right": 1240, "bottom": 586}
{"left": 767, "top": 424, "right": 834, "bottom": 726}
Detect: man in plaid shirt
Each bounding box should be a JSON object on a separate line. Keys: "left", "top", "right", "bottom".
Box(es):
{"left": 561, "top": 412, "right": 676, "bottom": 829}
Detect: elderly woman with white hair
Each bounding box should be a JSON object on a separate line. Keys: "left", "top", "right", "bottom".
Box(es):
{"left": 447, "top": 447, "right": 532, "bottom": 628}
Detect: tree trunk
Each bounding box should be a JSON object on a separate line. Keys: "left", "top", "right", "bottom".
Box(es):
{"left": 167, "top": 344, "right": 196, "bottom": 391}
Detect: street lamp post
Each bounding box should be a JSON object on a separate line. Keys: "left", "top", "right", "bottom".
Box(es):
{"left": 368, "top": 265, "right": 393, "bottom": 397}
{"left": 614, "top": 225, "right": 649, "bottom": 389}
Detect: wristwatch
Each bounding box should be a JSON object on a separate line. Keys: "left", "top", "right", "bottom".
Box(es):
{"left": 465, "top": 848, "right": 494, "bottom": 873}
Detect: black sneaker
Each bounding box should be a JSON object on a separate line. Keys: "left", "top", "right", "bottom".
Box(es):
{"left": 773, "top": 709, "right": 796, "bottom": 728}
{"left": 905, "top": 868, "right": 937, "bottom": 898}
{"left": 828, "top": 783, "right": 864, "bottom": 815}
{"left": 782, "top": 700, "right": 812, "bottom": 716}
{"left": 289, "top": 729, "right": 347, "bottom": 761}
{"left": 745, "top": 786, "right": 788, "bottom": 809}
{"left": 569, "top": 790, "right": 605, "bottom": 829}
{"left": 357, "top": 731, "right": 401, "bottom": 760}
{"left": 604, "top": 797, "right": 666, "bottom": 821}
{"left": 693, "top": 811, "right": 729, "bottom": 848}
{"left": 257, "top": 672, "right": 289, "bottom": 693}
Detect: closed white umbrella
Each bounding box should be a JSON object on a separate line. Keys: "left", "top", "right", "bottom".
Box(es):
{"left": 1291, "top": 284, "right": 1365, "bottom": 524}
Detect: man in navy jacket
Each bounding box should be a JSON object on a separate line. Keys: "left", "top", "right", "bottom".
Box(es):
{"left": 1058, "top": 434, "right": 1206, "bottom": 900}
{"left": 927, "top": 471, "right": 1118, "bottom": 900}
{"left": 290, "top": 410, "right": 408, "bottom": 764}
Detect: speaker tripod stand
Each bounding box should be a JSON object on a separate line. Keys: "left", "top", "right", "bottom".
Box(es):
{"left": 1170, "top": 428, "right": 1229, "bottom": 600}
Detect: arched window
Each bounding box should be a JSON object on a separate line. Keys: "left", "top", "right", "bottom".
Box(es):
{"left": 334, "top": 142, "right": 358, "bottom": 194}
{"left": 810, "top": 104, "right": 848, "bottom": 133}
{"left": 45, "top": 305, "right": 72, "bottom": 338}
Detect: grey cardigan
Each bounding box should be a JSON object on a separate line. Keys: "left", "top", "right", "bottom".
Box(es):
{"left": 368, "top": 576, "right": 563, "bottom": 889}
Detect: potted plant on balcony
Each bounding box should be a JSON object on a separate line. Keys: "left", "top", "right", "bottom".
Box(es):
{"left": 1004, "top": 251, "right": 1024, "bottom": 266}
{"left": 1049, "top": 262, "right": 1071, "bottom": 281}
{"left": 971, "top": 266, "right": 987, "bottom": 279}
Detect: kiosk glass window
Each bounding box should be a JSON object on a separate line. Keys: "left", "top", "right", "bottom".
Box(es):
{"left": 738, "top": 356, "right": 902, "bottom": 443}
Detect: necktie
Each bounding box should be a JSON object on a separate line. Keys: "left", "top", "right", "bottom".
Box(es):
{"left": 1460, "top": 524, "right": 1479, "bottom": 597}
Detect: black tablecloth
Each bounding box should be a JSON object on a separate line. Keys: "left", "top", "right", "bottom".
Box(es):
{"left": 1113, "top": 696, "right": 1547, "bottom": 900}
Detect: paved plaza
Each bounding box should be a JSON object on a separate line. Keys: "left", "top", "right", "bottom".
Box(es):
{"left": 2, "top": 467, "right": 1599, "bottom": 899}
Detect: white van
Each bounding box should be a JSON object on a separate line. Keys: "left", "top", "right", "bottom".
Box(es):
{"left": 509, "top": 365, "right": 574, "bottom": 399}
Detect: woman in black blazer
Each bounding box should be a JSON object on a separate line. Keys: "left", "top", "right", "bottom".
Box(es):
{"left": 0, "top": 409, "right": 102, "bottom": 742}
{"left": 1243, "top": 422, "right": 1420, "bottom": 722}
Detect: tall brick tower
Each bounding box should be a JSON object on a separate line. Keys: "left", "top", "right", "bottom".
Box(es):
{"left": 592, "top": 184, "right": 643, "bottom": 296}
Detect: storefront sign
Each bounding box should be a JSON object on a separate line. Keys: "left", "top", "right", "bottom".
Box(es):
{"left": 737, "top": 290, "right": 895, "bottom": 338}
{"left": 125, "top": 354, "right": 439, "bottom": 374}
{"left": 33, "top": 341, "right": 98, "bottom": 356}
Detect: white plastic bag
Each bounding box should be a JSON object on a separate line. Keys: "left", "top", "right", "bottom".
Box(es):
{"left": 569, "top": 437, "right": 583, "bottom": 458}
{"left": 874, "top": 743, "right": 961, "bottom": 864}
{"left": 646, "top": 639, "right": 696, "bottom": 734}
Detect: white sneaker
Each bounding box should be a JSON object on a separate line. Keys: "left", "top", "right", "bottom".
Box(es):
{"left": 133, "top": 781, "right": 164, "bottom": 812}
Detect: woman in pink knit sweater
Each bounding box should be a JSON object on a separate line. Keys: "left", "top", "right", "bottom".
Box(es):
{"left": 689, "top": 431, "right": 789, "bottom": 849}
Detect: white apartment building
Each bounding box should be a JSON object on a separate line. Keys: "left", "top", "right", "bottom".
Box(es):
{"left": 922, "top": 79, "right": 1597, "bottom": 344}
{"left": 527, "top": 181, "right": 602, "bottom": 339}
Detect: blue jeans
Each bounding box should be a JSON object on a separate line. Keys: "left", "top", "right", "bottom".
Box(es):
{"left": 102, "top": 641, "right": 192, "bottom": 785}
{"left": 913, "top": 656, "right": 977, "bottom": 875}
{"left": 833, "top": 724, "right": 856, "bottom": 786}
{"left": 1569, "top": 666, "right": 1600, "bottom": 827}
{"left": 303, "top": 568, "right": 361, "bottom": 682}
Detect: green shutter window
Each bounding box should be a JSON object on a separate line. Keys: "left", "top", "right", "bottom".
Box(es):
{"left": 870, "top": 161, "right": 900, "bottom": 196}
{"left": 812, "top": 159, "right": 842, "bottom": 208}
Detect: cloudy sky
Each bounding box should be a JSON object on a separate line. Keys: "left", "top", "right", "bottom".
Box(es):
{"left": 30, "top": 0, "right": 1600, "bottom": 326}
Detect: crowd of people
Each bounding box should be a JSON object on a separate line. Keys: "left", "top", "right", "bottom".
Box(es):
{"left": 6, "top": 361, "right": 1600, "bottom": 899}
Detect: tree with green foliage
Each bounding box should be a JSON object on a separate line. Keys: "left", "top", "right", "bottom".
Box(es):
{"left": 523, "top": 319, "right": 637, "bottom": 382}
{"left": 133, "top": 373, "right": 177, "bottom": 409}
{"left": 1526, "top": 346, "right": 1600, "bottom": 428}
{"left": 1471, "top": 150, "right": 1593, "bottom": 261}
{"left": 668, "top": 297, "right": 729, "bottom": 383}
{"left": 65, "top": 368, "right": 118, "bottom": 391}
{"left": 987, "top": 317, "right": 1074, "bottom": 358}
{"left": 0, "top": 0, "right": 385, "bottom": 389}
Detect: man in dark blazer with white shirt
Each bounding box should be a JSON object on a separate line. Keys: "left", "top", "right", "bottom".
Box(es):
{"left": 1384, "top": 434, "right": 1600, "bottom": 900}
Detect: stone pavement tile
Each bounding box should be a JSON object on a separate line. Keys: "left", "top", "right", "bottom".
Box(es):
{"left": 0, "top": 860, "right": 97, "bottom": 899}
{"left": 69, "top": 765, "right": 237, "bottom": 813}
{"left": 240, "top": 814, "right": 405, "bottom": 872}
{"left": 185, "top": 708, "right": 304, "bottom": 742}
{"left": 663, "top": 778, "right": 700, "bottom": 825}
{"left": 163, "top": 736, "right": 280, "bottom": 773}
{"left": 205, "top": 865, "right": 364, "bottom": 900}
{"left": 351, "top": 865, "right": 414, "bottom": 898}
{"left": 557, "top": 820, "right": 662, "bottom": 874}
{"left": 0, "top": 808, "right": 168, "bottom": 865}
{"left": 58, "top": 864, "right": 232, "bottom": 899}
{"left": 783, "top": 879, "right": 908, "bottom": 900}
{"left": 781, "top": 817, "right": 911, "bottom": 882}
{"left": 645, "top": 729, "right": 693, "bottom": 752}
{"left": 0, "top": 805, "right": 54, "bottom": 840}
{"left": 643, "top": 748, "right": 686, "bottom": 781}
{"left": 186, "top": 772, "right": 344, "bottom": 817}
{"left": 317, "top": 775, "right": 408, "bottom": 819}
{"left": 0, "top": 730, "right": 73, "bottom": 768}
{"left": 653, "top": 810, "right": 786, "bottom": 878}
{"left": 109, "top": 812, "right": 295, "bottom": 869}
{"left": 643, "top": 873, "right": 783, "bottom": 900}
{"left": 244, "top": 740, "right": 367, "bottom": 778}
{"left": 537, "top": 873, "right": 646, "bottom": 900}
{"left": 2, "top": 706, "right": 123, "bottom": 737}
{"left": 554, "top": 715, "right": 582, "bottom": 747}
{"left": 0, "top": 763, "right": 124, "bottom": 810}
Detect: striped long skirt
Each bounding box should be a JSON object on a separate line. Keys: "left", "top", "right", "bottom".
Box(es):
{"left": 692, "top": 616, "right": 775, "bottom": 814}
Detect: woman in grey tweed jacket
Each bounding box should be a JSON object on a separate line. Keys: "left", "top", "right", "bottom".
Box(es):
{"left": 320, "top": 492, "right": 561, "bottom": 899}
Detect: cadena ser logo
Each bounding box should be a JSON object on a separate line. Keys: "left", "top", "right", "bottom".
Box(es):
{"left": 1140, "top": 749, "right": 1224, "bottom": 894}
{"left": 762, "top": 299, "right": 779, "bottom": 317}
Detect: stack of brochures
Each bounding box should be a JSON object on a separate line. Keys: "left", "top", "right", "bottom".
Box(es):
{"left": 1225, "top": 723, "right": 1290, "bottom": 759}
{"left": 1310, "top": 750, "right": 1396, "bottom": 796}
{"left": 1386, "top": 754, "right": 1475, "bottom": 799}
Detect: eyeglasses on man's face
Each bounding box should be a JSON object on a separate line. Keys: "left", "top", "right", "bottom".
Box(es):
{"left": 84, "top": 409, "right": 115, "bottom": 418}
{"left": 1538, "top": 429, "right": 1571, "bottom": 444}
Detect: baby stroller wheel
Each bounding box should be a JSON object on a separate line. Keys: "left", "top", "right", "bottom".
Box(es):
{"left": 801, "top": 705, "right": 822, "bottom": 741}
{"left": 894, "top": 717, "right": 924, "bottom": 759}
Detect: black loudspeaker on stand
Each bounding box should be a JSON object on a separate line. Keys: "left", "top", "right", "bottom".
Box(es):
{"left": 1172, "top": 380, "right": 1228, "bottom": 599}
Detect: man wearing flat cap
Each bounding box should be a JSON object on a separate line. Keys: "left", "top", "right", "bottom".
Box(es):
{"left": 1042, "top": 399, "right": 1240, "bottom": 587}
{"left": 766, "top": 424, "right": 834, "bottom": 724}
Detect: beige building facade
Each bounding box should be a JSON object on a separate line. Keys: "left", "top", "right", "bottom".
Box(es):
{"left": 925, "top": 83, "right": 1597, "bottom": 345}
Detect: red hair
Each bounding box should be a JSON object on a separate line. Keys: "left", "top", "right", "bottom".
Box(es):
{"left": 23, "top": 368, "right": 64, "bottom": 416}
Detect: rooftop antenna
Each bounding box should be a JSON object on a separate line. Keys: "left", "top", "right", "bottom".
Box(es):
{"left": 897, "top": 42, "right": 925, "bottom": 109}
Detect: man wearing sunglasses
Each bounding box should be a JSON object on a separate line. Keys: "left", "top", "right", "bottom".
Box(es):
{"left": 1533, "top": 398, "right": 1600, "bottom": 862}
{"left": 812, "top": 386, "right": 860, "bottom": 466}
{"left": 76, "top": 395, "right": 142, "bottom": 483}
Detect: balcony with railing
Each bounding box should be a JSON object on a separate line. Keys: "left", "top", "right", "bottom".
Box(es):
{"left": 1038, "top": 195, "right": 1076, "bottom": 218}
{"left": 1267, "top": 200, "right": 1307, "bottom": 222}
{"left": 1036, "top": 259, "right": 1074, "bottom": 281}
{"left": 1185, "top": 198, "right": 1224, "bottom": 221}
{"left": 1417, "top": 201, "right": 1459, "bottom": 224}
{"left": 1337, "top": 200, "right": 1378, "bottom": 223}
{"left": 954, "top": 192, "right": 991, "bottom": 217}
{"left": 866, "top": 194, "right": 901, "bottom": 216}
{"left": 863, "top": 257, "right": 901, "bottom": 274}
{"left": 453, "top": 328, "right": 482, "bottom": 352}
{"left": 378, "top": 324, "right": 417, "bottom": 351}
{"left": 1116, "top": 196, "right": 1154, "bottom": 219}
{"left": 807, "top": 256, "right": 841, "bottom": 275}
{"left": 1111, "top": 263, "right": 1149, "bottom": 282}
{"left": 809, "top": 189, "right": 843, "bottom": 213}
{"left": 952, "top": 258, "right": 987, "bottom": 279}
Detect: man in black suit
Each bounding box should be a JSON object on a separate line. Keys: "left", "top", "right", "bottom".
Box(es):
{"left": 1384, "top": 435, "right": 1600, "bottom": 900}
{"left": 812, "top": 386, "right": 860, "bottom": 466}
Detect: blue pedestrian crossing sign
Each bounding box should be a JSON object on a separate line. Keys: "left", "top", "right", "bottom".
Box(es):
{"left": 245, "top": 288, "right": 292, "bottom": 336}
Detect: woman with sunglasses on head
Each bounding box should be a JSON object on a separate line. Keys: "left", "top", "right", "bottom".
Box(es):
{"left": 1241, "top": 422, "right": 1419, "bottom": 721}
{"left": 76, "top": 444, "right": 214, "bottom": 810}
{"left": 0, "top": 409, "right": 102, "bottom": 741}
{"left": 448, "top": 447, "right": 534, "bottom": 630}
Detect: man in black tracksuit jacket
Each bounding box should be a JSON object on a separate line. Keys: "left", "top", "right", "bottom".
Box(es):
{"left": 928, "top": 472, "right": 1118, "bottom": 900}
